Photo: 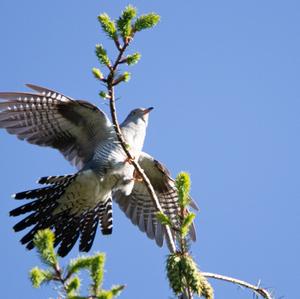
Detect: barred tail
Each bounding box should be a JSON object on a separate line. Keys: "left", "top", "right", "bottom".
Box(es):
{"left": 10, "top": 174, "right": 113, "bottom": 257}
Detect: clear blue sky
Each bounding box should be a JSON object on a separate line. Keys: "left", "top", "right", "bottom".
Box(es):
{"left": 0, "top": 1, "right": 299, "bottom": 298}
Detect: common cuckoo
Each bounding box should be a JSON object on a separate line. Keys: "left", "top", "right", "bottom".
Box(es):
{"left": 0, "top": 84, "right": 197, "bottom": 256}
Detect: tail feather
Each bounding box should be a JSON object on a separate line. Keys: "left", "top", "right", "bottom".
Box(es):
{"left": 10, "top": 199, "right": 43, "bottom": 216}
{"left": 57, "top": 219, "right": 81, "bottom": 257}
{"left": 79, "top": 198, "right": 113, "bottom": 252}
{"left": 20, "top": 223, "right": 44, "bottom": 246}
{"left": 38, "top": 175, "right": 74, "bottom": 185}
{"left": 100, "top": 198, "right": 113, "bottom": 235}
{"left": 79, "top": 209, "right": 100, "bottom": 252}
{"left": 53, "top": 217, "right": 67, "bottom": 248}
{"left": 13, "top": 187, "right": 55, "bottom": 200}
{"left": 13, "top": 211, "right": 43, "bottom": 232}
{"left": 23, "top": 214, "right": 64, "bottom": 250}
{"left": 11, "top": 174, "right": 77, "bottom": 250}
{"left": 10, "top": 173, "right": 114, "bottom": 256}
{"left": 21, "top": 219, "right": 53, "bottom": 248}
{"left": 12, "top": 193, "right": 59, "bottom": 231}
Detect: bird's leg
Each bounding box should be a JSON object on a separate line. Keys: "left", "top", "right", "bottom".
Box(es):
{"left": 133, "top": 169, "right": 144, "bottom": 182}
{"left": 124, "top": 156, "right": 135, "bottom": 164}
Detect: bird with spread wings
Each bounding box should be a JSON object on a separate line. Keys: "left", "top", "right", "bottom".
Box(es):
{"left": 0, "top": 84, "right": 198, "bottom": 256}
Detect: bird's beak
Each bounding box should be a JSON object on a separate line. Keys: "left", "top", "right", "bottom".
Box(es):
{"left": 143, "top": 107, "right": 154, "bottom": 115}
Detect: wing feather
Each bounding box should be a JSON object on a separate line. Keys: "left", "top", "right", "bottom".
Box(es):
{"left": 0, "top": 84, "right": 113, "bottom": 169}
{"left": 114, "top": 152, "right": 198, "bottom": 249}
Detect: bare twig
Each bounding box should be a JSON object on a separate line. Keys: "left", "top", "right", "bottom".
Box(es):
{"left": 53, "top": 262, "right": 69, "bottom": 296}
{"left": 103, "top": 39, "right": 177, "bottom": 254}
{"left": 202, "top": 272, "right": 273, "bottom": 299}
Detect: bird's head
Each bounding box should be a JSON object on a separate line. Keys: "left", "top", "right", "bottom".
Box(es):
{"left": 123, "top": 107, "right": 154, "bottom": 126}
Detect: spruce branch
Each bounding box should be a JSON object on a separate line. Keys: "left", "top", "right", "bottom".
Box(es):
{"left": 92, "top": 67, "right": 105, "bottom": 81}
{"left": 66, "top": 276, "right": 81, "bottom": 296}
{"left": 165, "top": 172, "right": 210, "bottom": 299}
{"left": 156, "top": 211, "right": 173, "bottom": 226}
{"left": 166, "top": 172, "right": 272, "bottom": 299}
{"left": 94, "top": 7, "right": 177, "bottom": 255}
{"left": 90, "top": 253, "right": 105, "bottom": 295}
{"left": 117, "top": 5, "right": 137, "bottom": 40}
{"left": 113, "top": 72, "right": 131, "bottom": 85}
{"left": 133, "top": 13, "right": 160, "bottom": 32}
{"left": 33, "top": 228, "right": 57, "bottom": 267}
{"left": 95, "top": 44, "right": 111, "bottom": 68}
{"left": 68, "top": 256, "right": 94, "bottom": 275}
{"left": 107, "top": 76, "right": 176, "bottom": 254}
{"left": 29, "top": 230, "right": 123, "bottom": 299}
{"left": 30, "top": 267, "right": 53, "bottom": 288}
{"left": 119, "top": 52, "right": 141, "bottom": 65}
{"left": 169, "top": 173, "right": 272, "bottom": 299}
{"left": 176, "top": 172, "right": 191, "bottom": 208}
{"left": 180, "top": 213, "right": 195, "bottom": 238}
{"left": 98, "top": 13, "right": 117, "bottom": 40}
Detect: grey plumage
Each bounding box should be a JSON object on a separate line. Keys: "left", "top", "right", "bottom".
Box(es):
{"left": 0, "top": 84, "right": 197, "bottom": 256}
{"left": 114, "top": 152, "right": 198, "bottom": 250}
{"left": 0, "top": 84, "right": 113, "bottom": 169}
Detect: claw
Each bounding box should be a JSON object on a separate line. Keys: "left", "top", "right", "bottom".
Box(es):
{"left": 133, "top": 169, "right": 144, "bottom": 182}
{"left": 124, "top": 156, "right": 135, "bottom": 164}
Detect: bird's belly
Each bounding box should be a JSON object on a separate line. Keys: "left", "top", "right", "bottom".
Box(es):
{"left": 53, "top": 169, "right": 118, "bottom": 216}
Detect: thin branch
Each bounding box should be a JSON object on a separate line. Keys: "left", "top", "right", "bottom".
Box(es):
{"left": 53, "top": 262, "right": 69, "bottom": 295}
{"left": 113, "top": 37, "right": 121, "bottom": 51}
{"left": 109, "top": 87, "right": 177, "bottom": 253}
{"left": 102, "top": 40, "right": 177, "bottom": 254}
{"left": 202, "top": 272, "right": 273, "bottom": 299}
{"left": 112, "top": 41, "right": 129, "bottom": 71}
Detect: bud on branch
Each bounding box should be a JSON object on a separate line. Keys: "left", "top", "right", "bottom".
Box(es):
{"left": 133, "top": 13, "right": 160, "bottom": 32}
{"left": 95, "top": 44, "right": 111, "bottom": 67}
{"left": 98, "top": 13, "right": 118, "bottom": 40}
{"left": 117, "top": 5, "right": 137, "bottom": 39}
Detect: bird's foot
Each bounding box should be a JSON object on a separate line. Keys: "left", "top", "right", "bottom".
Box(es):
{"left": 124, "top": 156, "right": 135, "bottom": 164}
{"left": 133, "top": 169, "right": 144, "bottom": 182}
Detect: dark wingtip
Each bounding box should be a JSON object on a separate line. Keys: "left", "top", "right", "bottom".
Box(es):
{"left": 13, "top": 223, "right": 24, "bottom": 232}
{"left": 12, "top": 191, "right": 29, "bottom": 200}
{"left": 79, "top": 240, "right": 94, "bottom": 253}
{"left": 9, "top": 209, "right": 18, "bottom": 217}
{"left": 102, "top": 228, "right": 113, "bottom": 235}
{"left": 25, "top": 83, "right": 44, "bottom": 93}
{"left": 25, "top": 241, "right": 35, "bottom": 250}
{"left": 57, "top": 244, "right": 70, "bottom": 257}
{"left": 57, "top": 249, "right": 68, "bottom": 258}
{"left": 25, "top": 83, "right": 34, "bottom": 89}
{"left": 37, "top": 177, "right": 48, "bottom": 184}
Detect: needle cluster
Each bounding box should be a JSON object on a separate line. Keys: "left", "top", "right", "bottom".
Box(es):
{"left": 29, "top": 229, "right": 124, "bottom": 299}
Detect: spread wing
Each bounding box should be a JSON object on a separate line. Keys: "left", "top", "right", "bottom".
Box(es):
{"left": 114, "top": 152, "right": 198, "bottom": 249}
{"left": 0, "top": 84, "right": 114, "bottom": 169}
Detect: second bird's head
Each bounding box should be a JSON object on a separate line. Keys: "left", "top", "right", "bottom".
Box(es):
{"left": 123, "top": 107, "right": 154, "bottom": 126}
